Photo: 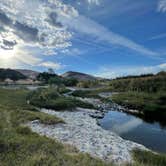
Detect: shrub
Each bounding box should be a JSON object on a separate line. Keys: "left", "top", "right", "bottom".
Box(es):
{"left": 28, "top": 88, "right": 94, "bottom": 110}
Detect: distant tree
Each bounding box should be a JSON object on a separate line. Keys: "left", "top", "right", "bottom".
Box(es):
{"left": 48, "top": 77, "right": 63, "bottom": 86}
{"left": 63, "top": 78, "right": 78, "bottom": 86}
{"left": 37, "top": 72, "right": 61, "bottom": 84}
{"left": 48, "top": 68, "right": 55, "bottom": 74}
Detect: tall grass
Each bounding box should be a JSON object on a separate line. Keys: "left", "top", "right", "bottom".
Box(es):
{"left": 0, "top": 88, "right": 108, "bottom": 166}
{"left": 28, "top": 88, "right": 94, "bottom": 110}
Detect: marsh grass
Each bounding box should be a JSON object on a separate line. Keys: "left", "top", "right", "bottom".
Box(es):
{"left": 111, "top": 92, "right": 166, "bottom": 125}
{"left": 0, "top": 88, "right": 108, "bottom": 166}
{"left": 28, "top": 88, "right": 94, "bottom": 110}
{"left": 130, "top": 149, "right": 166, "bottom": 166}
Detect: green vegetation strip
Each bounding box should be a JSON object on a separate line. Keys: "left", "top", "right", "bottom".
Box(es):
{"left": 28, "top": 88, "right": 94, "bottom": 110}
{"left": 131, "top": 149, "right": 166, "bottom": 166}
{"left": 111, "top": 92, "right": 166, "bottom": 124}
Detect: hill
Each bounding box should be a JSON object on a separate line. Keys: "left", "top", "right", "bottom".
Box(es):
{"left": 15, "top": 69, "right": 39, "bottom": 80}
{"left": 0, "top": 68, "right": 27, "bottom": 81}
{"left": 62, "top": 71, "right": 97, "bottom": 81}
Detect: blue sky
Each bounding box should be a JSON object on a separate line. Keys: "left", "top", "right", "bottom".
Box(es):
{"left": 0, "top": 0, "right": 166, "bottom": 78}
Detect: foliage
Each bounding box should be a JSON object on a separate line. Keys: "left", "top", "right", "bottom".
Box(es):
{"left": 72, "top": 90, "right": 101, "bottom": 99}
{"left": 57, "top": 86, "right": 71, "bottom": 94}
{"left": 37, "top": 72, "right": 62, "bottom": 84}
{"left": 63, "top": 78, "right": 78, "bottom": 86}
{"left": 77, "top": 80, "right": 100, "bottom": 88}
{"left": 112, "top": 92, "right": 166, "bottom": 125}
{"left": 37, "top": 72, "right": 79, "bottom": 87}
{"left": 115, "top": 74, "right": 154, "bottom": 80}
{"left": 28, "top": 88, "right": 94, "bottom": 110}
{"left": 48, "top": 77, "right": 63, "bottom": 86}
{"left": 109, "top": 71, "right": 166, "bottom": 93}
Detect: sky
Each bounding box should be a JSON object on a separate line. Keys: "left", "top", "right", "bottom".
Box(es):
{"left": 0, "top": 0, "right": 166, "bottom": 78}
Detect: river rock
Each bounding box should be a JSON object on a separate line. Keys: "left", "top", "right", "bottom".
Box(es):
{"left": 27, "top": 107, "right": 147, "bottom": 165}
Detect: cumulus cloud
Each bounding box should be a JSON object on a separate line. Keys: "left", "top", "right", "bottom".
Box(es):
{"left": 0, "top": 0, "right": 162, "bottom": 72}
{"left": 0, "top": 0, "right": 79, "bottom": 70}
{"left": 158, "top": 0, "right": 166, "bottom": 12}
{"left": 0, "top": 0, "right": 77, "bottom": 52}
{"left": 95, "top": 63, "right": 166, "bottom": 78}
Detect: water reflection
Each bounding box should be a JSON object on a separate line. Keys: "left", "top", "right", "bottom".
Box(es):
{"left": 100, "top": 110, "right": 166, "bottom": 153}
{"left": 112, "top": 118, "right": 142, "bottom": 135}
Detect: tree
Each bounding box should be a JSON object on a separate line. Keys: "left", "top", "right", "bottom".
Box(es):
{"left": 48, "top": 77, "right": 63, "bottom": 86}
{"left": 48, "top": 68, "right": 55, "bottom": 74}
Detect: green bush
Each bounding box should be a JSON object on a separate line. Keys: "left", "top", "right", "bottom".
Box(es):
{"left": 28, "top": 88, "right": 94, "bottom": 110}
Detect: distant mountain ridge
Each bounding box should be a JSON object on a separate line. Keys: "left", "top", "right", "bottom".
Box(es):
{"left": 62, "top": 71, "right": 97, "bottom": 81}
{"left": 15, "top": 69, "right": 39, "bottom": 79}
{"left": 0, "top": 68, "right": 27, "bottom": 81}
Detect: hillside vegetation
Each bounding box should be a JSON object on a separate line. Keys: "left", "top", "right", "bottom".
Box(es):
{"left": 0, "top": 69, "right": 27, "bottom": 81}
{"left": 110, "top": 72, "right": 166, "bottom": 93}
{"left": 109, "top": 71, "right": 166, "bottom": 124}
{"left": 28, "top": 88, "right": 94, "bottom": 110}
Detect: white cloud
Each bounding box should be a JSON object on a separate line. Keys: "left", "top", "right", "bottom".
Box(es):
{"left": 59, "top": 14, "right": 159, "bottom": 57}
{"left": 0, "top": 0, "right": 79, "bottom": 69}
{"left": 0, "top": 45, "right": 42, "bottom": 68}
{"left": 39, "top": 61, "right": 62, "bottom": 70}
{"left": 158, "top": 0, "right": 166, "bottom": 12}
{"left": 95, "top": 63, "right": 166, "bottom": 78}
{"left": 87, "top": 0, "right": 100, "bottom": 5}
{"left": 149, "top": 33, "right": 166, "bottom": 40}
{"left": 0, "top": 0, "right": 77, "bottom": 53}
{"left": 112, "top": 119, "right": 142, "bottom": 135}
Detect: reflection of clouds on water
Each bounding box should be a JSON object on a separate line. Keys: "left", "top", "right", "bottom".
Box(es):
{"left": 112, "top": 118, "right": 142, "bottom": 135}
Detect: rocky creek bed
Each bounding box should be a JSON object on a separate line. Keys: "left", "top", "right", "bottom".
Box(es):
{"left": 27, "top": 107, "right": 147, "bottom": 165}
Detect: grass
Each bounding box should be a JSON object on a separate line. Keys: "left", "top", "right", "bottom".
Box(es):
{"left": 28, "top": 88, "right": 94, "bottom": 110}
{"left": 130, "top": 149, "right": 166, "bottom": 166}
{"left": 0, "top": 88, "right": 166, "bottom": 166}
{"left": 0, "top": 88, "right": 108, "bottom": 166}
{"left": 111, "top": 92, "right": 166, "bottom": 125}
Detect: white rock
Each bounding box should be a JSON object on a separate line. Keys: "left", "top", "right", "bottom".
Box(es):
{"left": 27, "top": 108, "right": 147, "bottom": 165}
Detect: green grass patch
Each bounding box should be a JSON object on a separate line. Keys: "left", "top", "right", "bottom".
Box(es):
{"left": 131, "top": 149, "right": 166, "bottom": 166}
{"left": 111, "top": 92, "right": 166, "bottom": 125}
{"left": 28, "top": 88, "right": 94, "bottom": 110}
